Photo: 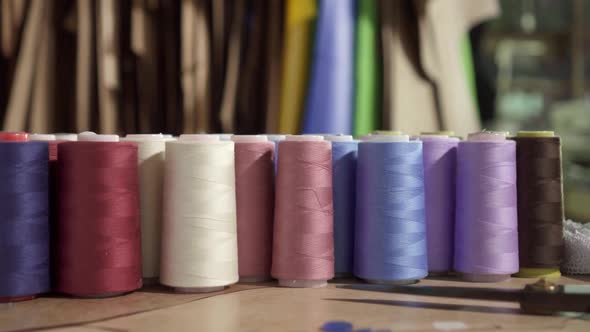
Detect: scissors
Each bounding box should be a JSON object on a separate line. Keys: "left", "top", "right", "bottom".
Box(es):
{"left": 339, "top": 278, "right": 590, "bottom": 315}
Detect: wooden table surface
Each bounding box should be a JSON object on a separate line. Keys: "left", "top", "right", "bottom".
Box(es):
{"left": 1, "top": 276, "right": 589, "bottom": 332}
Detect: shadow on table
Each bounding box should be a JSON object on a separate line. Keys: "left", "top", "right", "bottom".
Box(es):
{"left": 325, "top": 298, "right": 523, "bottom": 315}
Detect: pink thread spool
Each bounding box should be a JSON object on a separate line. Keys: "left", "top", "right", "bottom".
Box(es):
{"left": 271, "top": 135, "right": 334, "bottom": 288}
{"left": 232, "top": 135, "right": 275, "bottom": 282}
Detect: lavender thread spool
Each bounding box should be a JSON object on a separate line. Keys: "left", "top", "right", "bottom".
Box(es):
{"left": 454, "top": 132, "right": 519, "bottom": 282}
{"left": 419, "top": 134, "right": 459, "bottom": 275}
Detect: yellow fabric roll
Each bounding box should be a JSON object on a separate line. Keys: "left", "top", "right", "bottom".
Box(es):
{"left": 278, "top": 0, "right": 317, "bottom": 134}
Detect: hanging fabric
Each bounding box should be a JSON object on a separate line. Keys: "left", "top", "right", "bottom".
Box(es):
{"left": 302, "top": 0, "right": 355, "bottom": 135}
{"left": 278, "top": 0, "right": 316, "bottom": 134}
{"left": 354, "top": 0, "right": 380, "bottom": 136}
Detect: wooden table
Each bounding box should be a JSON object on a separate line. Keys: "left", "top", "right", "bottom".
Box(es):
{"left": 1, "top": 276, "right": 589, "bottom": 332}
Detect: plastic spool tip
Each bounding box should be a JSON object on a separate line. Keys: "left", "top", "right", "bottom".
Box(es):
{"left": 78, "top": 132, "right": 119, "bottom": 142}
{"left": 467, "top": 131, "right": 508, "bottom": 141}
{"left": 420, "top": 131, "right": 455, "bottom": 136}
{"left": 29, "top": 134, "right": 57, "bottom": 141}
{"left": 266, "top": 135, "right": 286, "bottom": 141}
{"left": 231, "top": 135, "right": 268, "bottom": 143}
{"left": 516, "top": 131, "right": 555, "bottom": 138}
{"left": 372, "top": 130, "right": 403, "bottom": 135}
{"left": 179, "top": 134, "right": 220, "bottom": 142}
{"left": 278, "top": 279, "right": 328, "bottom": 288}
{"left": 53, "top": 133, "right": 78, "bottom": 141}
{"left": 362, "top": 134, "right": 410, "bottom": 142}
{"left": 286, "top": 135, "right": 324, "bottom": 142}
{"left": 323, "top": 134, "right": 354, "bottom": 142}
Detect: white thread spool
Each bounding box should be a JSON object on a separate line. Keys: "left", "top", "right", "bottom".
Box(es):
{"left": 161, "top": 134, "right": 238, "bottom": 292}
{"left": 123, "top": 134, "right": 175, "bottom": 284}
{"left": 276, "top": 135, "right": 330, "bottom": 288}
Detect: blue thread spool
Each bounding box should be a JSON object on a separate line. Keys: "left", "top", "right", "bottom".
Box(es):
{"left": 324, "top": 135, "right": 358, "bottom": 277}
{"left": 354, "top": 135, "right": 427, "bottom": 284}
{"left": 0, "top": 141, "right": 50, "bottom": 302}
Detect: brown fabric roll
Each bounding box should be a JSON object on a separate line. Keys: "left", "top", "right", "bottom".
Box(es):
{"left": 219, "top": 0, "right": 245, "bottom": 133}
{"left": 236, "top": 0, "right": 266, "bottom": 134}
{"left": 378, "top": 0, "right": 439, "bottom": 134}
{"left": 263, "top": 0, "right": 283, "bottom": 133}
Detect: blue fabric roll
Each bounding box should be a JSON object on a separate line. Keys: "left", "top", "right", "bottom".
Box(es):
{"left": 302, "top": 0, "right": 355, "bottom": 134}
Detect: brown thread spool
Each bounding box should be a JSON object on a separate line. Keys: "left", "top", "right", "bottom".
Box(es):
{"left": 513, "top": 131, "right": 564, "bottom": 278}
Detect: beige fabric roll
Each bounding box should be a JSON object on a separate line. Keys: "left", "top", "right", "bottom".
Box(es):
{"left": 96, "top": 0, "right": 120, "bottom": 134}
{"left": 3, "top": 0, "right": 45, "bottom": 131}
{"left": 379, "top": 0, "right": 438, "bottom": 135}
{"left": 417, "top": 0, "right": 499, "bottom": 136}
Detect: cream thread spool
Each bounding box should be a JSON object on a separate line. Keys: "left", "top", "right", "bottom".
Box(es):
{"left": 161, "top": 134, "right": 238, "bottom": 292}
{"left": 123, "top": 134, "right": 175, "bottom": 284}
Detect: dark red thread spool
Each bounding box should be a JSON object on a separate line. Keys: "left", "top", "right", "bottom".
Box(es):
{"left": 55, "top": 140, "right": 142, "bottom": 296}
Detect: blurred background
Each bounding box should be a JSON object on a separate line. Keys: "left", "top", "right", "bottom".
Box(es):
{"left": 1, "top": 0, "right": 589, "bottom": 221}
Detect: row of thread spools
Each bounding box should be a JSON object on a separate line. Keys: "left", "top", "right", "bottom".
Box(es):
{"left": 0, "top": 130, "right": 564, "bottom": 301}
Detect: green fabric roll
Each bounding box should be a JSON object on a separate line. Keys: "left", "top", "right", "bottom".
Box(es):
{"left": 354, "top": 0, "right": 380, "bottom": 136}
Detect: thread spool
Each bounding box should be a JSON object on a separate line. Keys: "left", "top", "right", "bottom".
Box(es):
{"left": 56, "top": 133, "right": 142, "bottom": 296}
{"left": 0, "top": 141, "right": 49, "bottom": 302}
{"left": 0, "top": 132, "right": 29, "bottom": 141}
{"left": 512, "top": 131, "right": 564, "bottom": 278}
{"left": 123, "top": 134, "right": 175, "bottom": 284}
{"left": 354, "top": 135, "right": 427, "bottom": 284}
{"left": 267, "top": 135, "right": 286, "bottom": 175}
{"left": 324, "top": 135, "right": 358, "bottom": 277}
{"left": 454, "top": 132, "right": 519, "bottom": 282}
{"left": 272, "top": 135, "right": 334, "bottom": 288}
{"left": 419, "top": 135, "right": 459, "bottom": 275}
{"left": 232, "top": 135, "right": 275, "bottom": 282}
{"left": 161, "top": 134, "right": 238, "bottom": 292}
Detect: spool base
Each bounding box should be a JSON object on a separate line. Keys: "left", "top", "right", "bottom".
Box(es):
{"left": 334, "top": 272, "right": 354, "bottom": 279}
{"left": 428, "top": 271, "right": 450, "bottom": 277}
{"left": 458, "top": 273, "right": 511, "bottom": 283}
{"left": 514, "top": 268, "right": 561, "bottom": 279}
{"left": 142, "top": 277, "right": 159, "bottom": 286}
{"left": 0, "top": 295, "right": 36, "bottom": 303}
{"left": 74, "top": 291, "right": 130, "bottom": 298}
{"left": 174, "top": 286, "right": 226, "bottom": 293}
{"left": 278, "top": 279, "right": 327, "bottom": 288}
{"left": 239, "top": 276, "right": 272, "bottom": 283}
{"left": 365, "top": 278, "right": 419, "bottom": 285}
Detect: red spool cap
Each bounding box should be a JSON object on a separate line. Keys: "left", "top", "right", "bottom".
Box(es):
{"left": 0, "top": 132, "right": 29, "bottom": 141}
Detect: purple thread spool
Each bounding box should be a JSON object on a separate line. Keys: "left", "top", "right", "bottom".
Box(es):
{"left": 454, "top": 132, "right": 519, "bottom": 282}
{"left": 419, "top": 135, "right": 459, "bottom": 275}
